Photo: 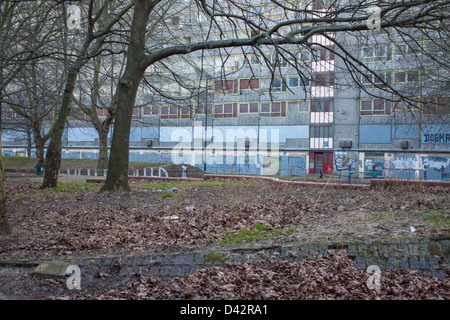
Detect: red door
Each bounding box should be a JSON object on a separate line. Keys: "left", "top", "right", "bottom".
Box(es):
{"left": 323, "top": 152, "right": 333, "bottom": 174}
{"left": 309, "top": 151, "right": 333, "bottom": 175}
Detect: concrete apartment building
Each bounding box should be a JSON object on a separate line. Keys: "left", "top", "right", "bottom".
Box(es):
{"left": 1, "top": 0, "right": 449, "bottom": 180}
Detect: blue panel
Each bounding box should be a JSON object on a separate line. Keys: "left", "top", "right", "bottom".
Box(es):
{"left": 61, "top": 152, "right": 81, "bottom": 159}
{"left": 279, "top": 155, "right": 289, "bottom": 176}
{"left": 287, "top": 157, "right": 307, "bottom": 176}
{"left": 141, "top": 127, "right": 159, "bottom": 139}
{"left": 81, "top": 153, "right": 98, "bottom": 160}
{"left": 360, "top": 125, "right": 391, "bottom": 144}
{"left": 68, "top": 128, "right": 97, "bottom": 142}
{"left": 129, "top": 128, "right": 142, "bottom": 142}
{"left": 392, "top": 125, "right": 419, "bottom": 139}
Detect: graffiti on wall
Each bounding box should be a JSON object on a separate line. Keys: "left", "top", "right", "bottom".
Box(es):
{"left": 423, "top": 133, "right": 450, "bottom": 144}
{"left": 392, "top": 156, "right": 418, "bottom": 170}
{"left": 420, "top": 156, "right": 450, "bottom": 170}
{"left": 288, "top": 157, "right": 306, "bottom": 175}
{"left": 335, "top": 153, "right": 356, "bottom": 171}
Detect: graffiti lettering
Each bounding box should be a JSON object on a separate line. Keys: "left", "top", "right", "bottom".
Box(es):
{"left": 423, "top": 133, "right": 450, "bottom": 143}
{"left": 335, "top": 155, "right": 356, "bottom": 171}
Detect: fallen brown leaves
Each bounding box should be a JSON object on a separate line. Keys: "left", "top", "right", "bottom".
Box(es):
{"left": 74, "top": 250, "right": 449, "bottom": 300}
{"left": 0, "top": 179, "right": 449, "bottom": 261}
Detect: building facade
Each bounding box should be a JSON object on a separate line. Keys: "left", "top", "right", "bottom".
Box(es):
{"left": 1, "top": 0, "right": 449, "bottom": 180}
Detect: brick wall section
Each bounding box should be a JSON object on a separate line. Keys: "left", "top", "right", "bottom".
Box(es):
{"left": 70, "top": 238, "right": 449, "bottom": 282}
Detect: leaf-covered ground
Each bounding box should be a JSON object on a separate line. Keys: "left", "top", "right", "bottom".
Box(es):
{"left": 0, "top": 176, "right": 449, "bottom": 300}
{"left": 1, "top": 250, "right": 448, "bottom": 300}
{"left": 0, "top": 177, "right": 449, "bottom": 261}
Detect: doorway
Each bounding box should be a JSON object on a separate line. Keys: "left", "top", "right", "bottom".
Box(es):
{"left": 309, "top": 151, "right": 333, "bottom": 175}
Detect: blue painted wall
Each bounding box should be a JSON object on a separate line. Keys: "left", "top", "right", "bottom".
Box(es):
{"left": 360, "top": 125, "right": 391, "bottom": 144}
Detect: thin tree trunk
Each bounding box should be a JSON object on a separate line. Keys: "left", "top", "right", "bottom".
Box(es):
{"left": 0, "top": 138, "right": 11, "bottom": 235}
{"left": 100, "top": 0, "right": 154, "bottom": 192}
{"left": 33, "top": 135, "right": 46, "bottom": 166}
{"left": 97, "top": 128, "right": 109, "bottom": 170}
{"left": 42, "top": 66, "right": 79, "bottom": 188}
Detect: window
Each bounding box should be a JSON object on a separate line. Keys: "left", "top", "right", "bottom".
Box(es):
{"left": 289, "top": 76, "right": 310, "bottom": 87}
{"left": 215, "top": 79, "right": 238, "bottom": 95}
{"left": 96, "top": 108, "right": 108, "bottom": 117}
{"left": 239, "top": 103, "right": 259, "bottom": 114}
{"left": 271, "top": 52, "right": 288, "bottom": 67}
{"left": 360, "top": 99, "right": 391, "bottom": 116}
{"left": 143, "top": 106, "right": 159, "bottom": 116}
{"left": 422, "top": 97, "right": 450, "bottom": 114}
{"left": 361, "top": 71, "right": 392, "bottom": 87}
{"left": 180, "top": 105, "right": 193, "bottom": 119}
{"left": 288, "top": 101, "right": 309, "bottom": 112}
{"left": 310, "top": 126, "right": 333, "bottom": 138}
{"left": 242, "top": 54, "right": 261, "bottom": 66}
{"left": 311, "top": 100, "right": 333, "bottom": 112}
{"left": 273, "top": 78, "right": 287, "bottom": 91}
{"left": 394, "top": 70, "right": 419, "bottom": 84}
{"left": 240, "top": 78, "right": 260, "bottom": 90}
{"left": 195, "top": 104, "right": 213, "bottom": 114}
{"left": 260, "top": 102, "right": 286, "bottom": 117}
{"left": 394, "top": 42, "right": 421, "bottom": 56}
{"left": 362, "top": 44, "right": 392, "bottom": 62}
{"left": 312, "top": 48, "right": 335, "bottom": 61}
{"left": 424, "top": 41, "right": 445, "bottom": 59}
{"left": 291, "top": 50, "right": 311, "bottom": 62}
{"left": 132, "top": 107, "right": 141, "bottom": 120}
{"left": 215, "top": 55, "right": 240, "bottom": 72}
{"left": 262, "top": 77, "right": 287, "bottom": 92}
{"left": 161, "top": 106, "right": 179, "bottom": 119}
{"left": 214, "top": 103, "right": 237, "bottom": 118}
{"left": 311, "top": 73, "right": 334, "bottom": 87}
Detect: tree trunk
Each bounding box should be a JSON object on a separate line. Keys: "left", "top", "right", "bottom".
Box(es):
{"left": 0, "top": 138, "right": 11, "bottom": 235}
{"left": 42, "top": 67, "right": 79, "bottom": 188}
{"left": 99, "top": 77, "right": 142, "bottom": 192}
{"left": 33, "top": 136, "right": 46, "bottom": 166}
{"left": 100, "top": 0, "right": 153, "bottom": 192}
{"left": 97, "top": 128, "right": 109, "bottom": 171}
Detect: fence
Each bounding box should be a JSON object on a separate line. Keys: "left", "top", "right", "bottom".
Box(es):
{"left": 347, "top": 164, "right": 449, "bottom": 184}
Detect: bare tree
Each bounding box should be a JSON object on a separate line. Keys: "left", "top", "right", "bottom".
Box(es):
{"left": 2, "top": 59, "right": 65, "bottom": 165}
{"left": 99, "top": 0, "right": 449, "bottom": 192}
{"left": 0, "top": 0, "right": 67, "bottom": 234}
{"left": 72, "top": 51, "right": 125, "bottom": 170}
{"left": 42, "top": 0, "right": 134, "bottom": 188}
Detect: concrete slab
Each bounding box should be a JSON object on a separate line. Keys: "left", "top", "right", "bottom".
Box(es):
{"left": 31, "top": 260, "right": 72, "bottom": 279}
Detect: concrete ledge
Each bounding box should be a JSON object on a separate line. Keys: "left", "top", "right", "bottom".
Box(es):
{"left": 371, "top": 179, "right": 450, "bottom": 187}
{"left": 204, "top": 174, "right": 369, "bottom": 189}
{"left": 86, "top": 174, "right": 369, "bottom": 189}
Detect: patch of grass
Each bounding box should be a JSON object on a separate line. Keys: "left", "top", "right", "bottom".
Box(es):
{"left": 220, "top": 223, "right": 295, "bottom": 245}
{"left": 155, "top": 191, "right": 185, "bottom": 199}
{"left": 424, "top": 211, "right": 450, "bottom": 226}
{"left": 50, "top": 182, "right": 97, "bottom": 193}
{"left": 6, "top": 194, "right": 22, "bottom": 204}
{"left": 204, "top": 252, "right": 230, "bottom": 264}
{"left": 136, "top": 180, "right": 181, "bottom": 190}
